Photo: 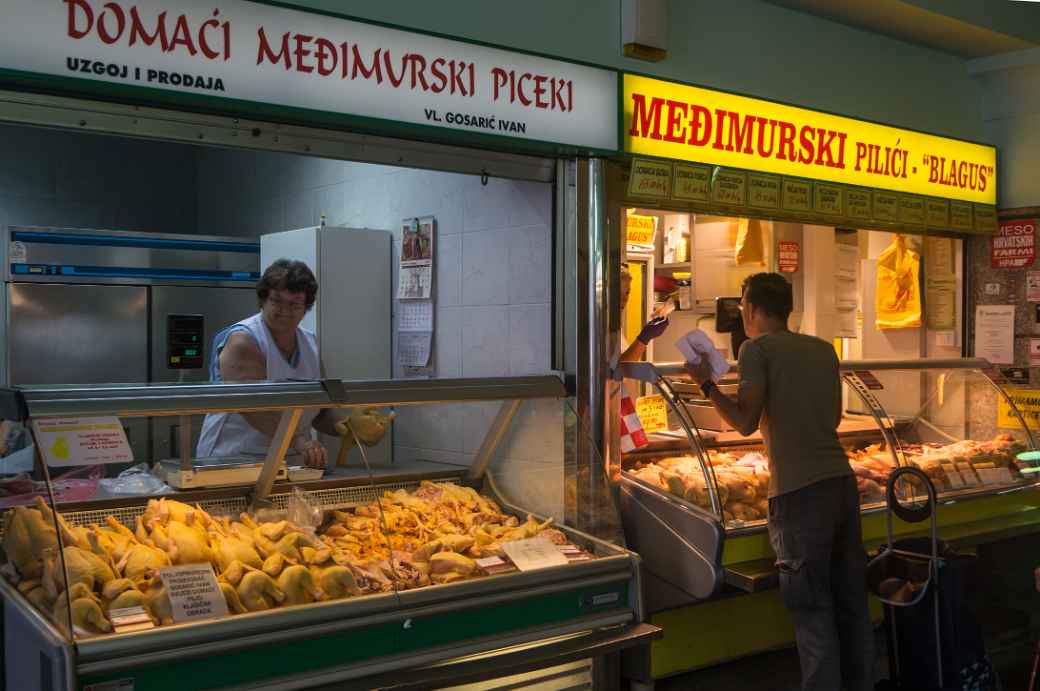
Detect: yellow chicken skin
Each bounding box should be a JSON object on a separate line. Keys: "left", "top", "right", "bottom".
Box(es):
{"left": 3, "top": 481, "right": 578, "bottom": 633}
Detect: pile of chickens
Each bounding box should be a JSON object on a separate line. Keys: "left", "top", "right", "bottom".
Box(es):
{"left": 1, "top": 481, "right": 568, "bottom": 636}
{"left": 903, "top": 433, "right": 1025, "bottom": 488}
{"left": 627, "top": 451, "right": 771, "bottom": 524}
{"left": 627, "top": 434, "right": 1029, "bottom": 524}
{"left": 628, "top": 446, "right": 899, "bottom": 524}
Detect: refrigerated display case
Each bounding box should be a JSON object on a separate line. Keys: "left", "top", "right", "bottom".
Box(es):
{"left": 615, "top": 358, "right": 1040, "bottom": 681}
{"left": 0, "top": 376, "right": 655, "bottom": 691}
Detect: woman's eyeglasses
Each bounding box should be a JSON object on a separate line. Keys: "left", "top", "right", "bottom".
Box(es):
{"left": 267, "top": 296, "right": 307, "bottom": 313}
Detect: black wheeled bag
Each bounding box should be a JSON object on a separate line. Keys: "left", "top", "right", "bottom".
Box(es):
{"left": 881, "top": 538, "right": 995, "bottom": 690}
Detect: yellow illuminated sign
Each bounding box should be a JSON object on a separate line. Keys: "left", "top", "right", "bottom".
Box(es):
{"left": 626, "top": 213, "right": 657, "bottom": 246}
{"left": 623, "top": 74, "right": 996, "bottom": 205}
{"left": 998, "top": 387, "right": 1040, "bottom": 430}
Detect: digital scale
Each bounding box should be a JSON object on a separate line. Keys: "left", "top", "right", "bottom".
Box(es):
{"left": 159, "top": 455, "right": 290, "bottom": 489}
{"left": 159, "top": 457, "right": 326, "bottom": 488}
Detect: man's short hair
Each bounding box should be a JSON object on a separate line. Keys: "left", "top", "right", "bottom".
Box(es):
{"left": 256, "top": 259, "right": 318, "bottom": 309}
{"left": 741, "top": 272, "right": 792, "bottom": 321}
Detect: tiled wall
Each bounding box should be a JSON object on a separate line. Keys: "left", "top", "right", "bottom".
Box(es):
{"left": 0, "top": 123, "right": 197, "bottom": 235}
{"left": 0, "top": 121, "right": 564, "bottom": 518}
{"left": 195, "top": 148, "right": 566, "bottom": 520}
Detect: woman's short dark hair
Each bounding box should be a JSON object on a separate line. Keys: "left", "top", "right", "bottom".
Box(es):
{"left": 741, "top": 272, "right": 792, "bottom": 321}
{"left": 256, "top": 259, "right": 318, "bottom": 309}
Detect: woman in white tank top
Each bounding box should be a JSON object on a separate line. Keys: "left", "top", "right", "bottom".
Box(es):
{"left": 197, "top": 260, "right": 343, "bottom": 467}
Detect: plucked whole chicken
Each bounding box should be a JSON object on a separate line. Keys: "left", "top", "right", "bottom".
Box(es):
{"left": 1, "top": 483, "right": 573, "bottom": 636}
{"left": 628, "top": 434, "right": 1025, "bottom": 526}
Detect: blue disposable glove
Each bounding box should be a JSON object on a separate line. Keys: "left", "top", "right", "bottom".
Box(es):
{"left": 637, "top": 316, "right": 669, "bottom": 345}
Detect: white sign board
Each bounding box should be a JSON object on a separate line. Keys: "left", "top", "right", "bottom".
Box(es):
{"left": 159, "top": 564, "right": 229, "bottom": 624}
{"left": 0, "top": 0, "right": 618, "bottom": 151}
{"left": 501, "top": 537, "right": 569, "bottom": 571}
{"left": 31, "top": 416, "right": 132, "bottom": 466}
{"left": 974, "top": 305, "right": 1015, "bottom": 366}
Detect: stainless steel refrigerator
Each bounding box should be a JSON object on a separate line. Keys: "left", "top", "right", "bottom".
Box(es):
{"left": 2, "top": 226, "right": 260, "bottom": 463}
{"left": 261, "top": 226, "right": 393, "bottom": 464}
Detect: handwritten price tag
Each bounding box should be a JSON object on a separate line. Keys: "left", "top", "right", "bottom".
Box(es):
{"left": 635, "top": 394, "right": 668, "bottom": 433}
{"left": 628, "top": 159, "right": 672, "bottom": 199}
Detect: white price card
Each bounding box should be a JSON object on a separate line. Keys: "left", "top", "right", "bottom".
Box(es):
{"left": 108, "top": 606, "right": 155, "bottom": 634}
{"left": 501, "top": 537, "right": 569, "bottom": 572}
{"left": 159, "top": 564, "right": 229, "bottom": 624}
{"left": 32, "top": 416, "right": 133, "bottom": 467}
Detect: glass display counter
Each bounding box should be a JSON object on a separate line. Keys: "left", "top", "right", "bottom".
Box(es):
{"left": 615, "top": 358, "right": 1038, "bottom": 603}
{"left": 616, "top": 357, "right": 1040, "bottom": 686}
{"left": 0, "top": 377, "right": 654, "bottom": 690}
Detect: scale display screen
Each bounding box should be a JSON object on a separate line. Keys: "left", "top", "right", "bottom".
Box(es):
{"left": 167, "top": 314, "right": 204, "bottom": 369}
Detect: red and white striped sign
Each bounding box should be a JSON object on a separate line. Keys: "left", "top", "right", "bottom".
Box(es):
{"left": 619, "top": 396, "right": 649, "bottom": 452}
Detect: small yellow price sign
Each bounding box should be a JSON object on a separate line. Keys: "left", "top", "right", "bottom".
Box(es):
{"left": 626, "top": 213, "right": 656, "bottom": 247}
{"left": 636, "top": 394, "right": 669, "bottom": 433}
{"left": 998, "top": 387, "right": 1040, "bottom": 430}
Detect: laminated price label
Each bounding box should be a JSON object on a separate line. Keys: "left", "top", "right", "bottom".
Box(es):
{"left": 501, "top": 537, "right": 568, "bottom": 571}
{"left": 159, "top": 564, "right": 228, "bottom": 624}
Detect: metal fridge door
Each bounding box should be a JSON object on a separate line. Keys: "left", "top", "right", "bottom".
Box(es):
{"left": 149, "top": 285, "right": 256, "bottom": 460}
{"left": 7, "top": 283, "right": 150, "bottom": 460}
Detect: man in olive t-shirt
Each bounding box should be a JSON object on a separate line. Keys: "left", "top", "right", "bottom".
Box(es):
{"left": 686, "top": 273, "right": 873, "bottom": 691}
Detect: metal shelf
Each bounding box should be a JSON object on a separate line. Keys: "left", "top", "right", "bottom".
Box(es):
{"left": 0, "top": 375, "right": 569, "bottom": 419}
{"left": 617, "top": 358, "right": 992, "bottom": 382}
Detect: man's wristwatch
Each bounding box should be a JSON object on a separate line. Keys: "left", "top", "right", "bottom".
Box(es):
{"left": 700, "top": 380, "right": 718, "bottom": 398}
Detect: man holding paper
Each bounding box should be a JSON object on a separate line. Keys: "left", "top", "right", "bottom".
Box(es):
{"left": 684, "top": 272, "right": 872, "bottom": 691}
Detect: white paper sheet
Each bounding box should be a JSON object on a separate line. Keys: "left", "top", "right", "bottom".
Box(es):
{"left": 399, "top": 300, "right": 434, "bottom": 331}
{"left": 397, "top": 331, "right": 432, "bottom": 367}
{"left": 835, "top": 243, "right": 859, "bottom": 281}
{"left": 398, "top": 265, "right": 432, "bottom": 300}
{"left": 974, "top": 305, "right": 1015, "bottom": 365}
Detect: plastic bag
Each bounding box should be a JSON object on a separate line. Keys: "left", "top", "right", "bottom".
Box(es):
{"left": 98, "top": 463, "right": 172, "bottom": 497}
{"left": 876, "top": 235, "right": 922, "bottom": 329}
{"left": 286, "top": 486, "right": 322, "bottom": 533}
{"left": 735, "top": 218, "right": 767, "bottom": 266}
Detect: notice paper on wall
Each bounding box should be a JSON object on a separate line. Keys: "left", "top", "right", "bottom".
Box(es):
{"left": 397, "top": 331, "right": 433, "bottom": 368}
{"left": 31, "top": 416, "right": 132, "bottom": 467}
{"left": 925, "top": 237, "right": 957, "bottom": 331}
{"left": 1029, "top": 272, "right": 1040, "bottom": 303}
{"left": 397, "top": 216, "right": 436, "bottom": 372}
{"left": 834, "top": 237, "right": 859, "bottom": 337}
{"left": 926, "top": 278, "right": 957, "bottom": 331}
{"left": 974, "top": 305, "right": 1015, "bottom": 365}
{"left": 398, "top": 217, "right": 435, "bottom": 300}
{"left": 399, "top": 301, "right": 433, "bottom": 332}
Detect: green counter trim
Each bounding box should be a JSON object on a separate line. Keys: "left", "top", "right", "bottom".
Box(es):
{"left": 721, "top": 488, "right": 1040, "bottom": 566}
{"left": 648, "top": 591, "right": 884, "bottom": 678}
{"left": 78, "top": 583, "right": 629, "bottom": 690}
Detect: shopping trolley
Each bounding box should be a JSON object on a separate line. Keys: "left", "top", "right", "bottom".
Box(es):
{"left": 868, "top": 466, "right": 996, "bottom": 690}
